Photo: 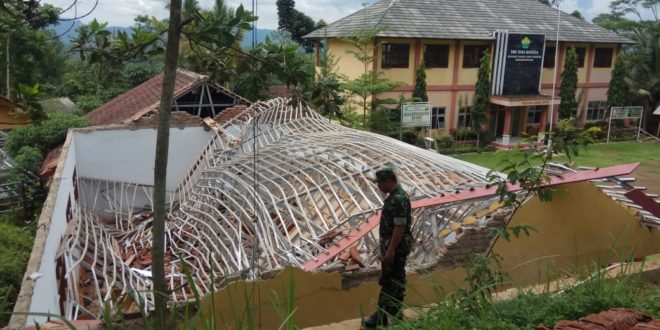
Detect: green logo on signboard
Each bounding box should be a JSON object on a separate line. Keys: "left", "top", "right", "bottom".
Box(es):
{"left": 521, "top": 37, "right": 531, "bottom": 49}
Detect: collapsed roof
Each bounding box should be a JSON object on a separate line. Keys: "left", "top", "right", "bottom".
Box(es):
{"left": 59, "top": 98, "right": 504, "bottom": 318}
{"left": 17, "top": 99, "right": 658, "bottom": 324}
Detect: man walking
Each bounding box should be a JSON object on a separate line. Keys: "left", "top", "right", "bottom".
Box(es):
{"left": 363, "top": 168, "right": 413, "bottom": 328}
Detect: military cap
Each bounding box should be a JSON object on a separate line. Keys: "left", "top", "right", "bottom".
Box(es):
{"left": 373, "top": 168, "right": 397, "bottom": 183}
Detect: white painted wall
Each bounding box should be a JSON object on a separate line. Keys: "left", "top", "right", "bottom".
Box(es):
{"left": 28, "top": 139, "right": 77, "bottom": 325}
{"left": 73, "top": 127, "right": 214, "bottom": 191}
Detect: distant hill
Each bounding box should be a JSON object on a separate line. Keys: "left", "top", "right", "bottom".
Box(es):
{"left": 51, "top": 20, "right": 274, "bottom": 49}
{"left": 242, "top": 28, "right": 276, "bottom": 49}
{"left": 50, "top": 20, "right": 133, "bottom": 45}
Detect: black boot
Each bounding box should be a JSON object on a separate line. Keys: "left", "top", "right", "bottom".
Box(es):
{"left": 363, "top": 312, "right": 388, "bottom": 328}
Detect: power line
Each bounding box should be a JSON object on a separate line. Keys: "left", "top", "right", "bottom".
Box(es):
{"left": 45, "top": 1, "right": 77, "bottom": 41}
{"left": 58, "top": 0, "right": 98, "bottom": 21}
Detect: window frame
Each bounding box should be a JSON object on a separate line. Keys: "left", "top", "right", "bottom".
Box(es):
{"left": 457, "top": 106, "right": 472, "bottom": 128}
{"left": 593, "top": 48, "right": 614, "bottom": 68}
{"left": 586, "top": 101, "right": 608, "bottom": 121}
{"left": 543, "top": 47, "right": 556, "bottom": 69}
{"left": 573, "top": 47, "right": 587, "bottom": 68}
{"left": 424, "top": 44, "right": 450, "bottom": 68}
{"left": 432, "top": 107, "right": 446, "bottom": 129}
{"left": 462, "top": 45, "right": 489, "bottom": 69}
{"left": 527, "top": 106, "right": 543, "bottom": 124}
{"left": 382, "top": 43, "right": 411, "bottom": 69}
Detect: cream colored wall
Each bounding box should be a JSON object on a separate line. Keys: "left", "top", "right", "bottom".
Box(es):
{"left": 378, "top": 38, "right": 415, "bottom": 85}
{"left": 591, "top": 45, "right": 618, "bottom": 84}
{"left": 424, "top": 40, "right": 455, "bottom": 86}
{"left": 566, "top": 43, "right": 589, "bottom": 83}
{"left": 329, "top": 39, "right": 373, "bottom": 81}
{"left": 541, "top": 42, "right": 558, "bottom": 85}
{"left": 458, "top": 41, "right": 492, "bottom": 85}
{"left": 493, "top": 182, "right": 660, "bottom": 286}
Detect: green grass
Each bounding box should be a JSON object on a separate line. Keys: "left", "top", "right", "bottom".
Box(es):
{"left": 453, "top": 141, "right": 660, "bottom": 171}
{"left": 394, "top": 271, "right": 659, "bottom": 330}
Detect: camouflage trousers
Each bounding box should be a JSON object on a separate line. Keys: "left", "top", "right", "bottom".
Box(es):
{"left": 377, "top": 252, "right": 409, "bottom": 317}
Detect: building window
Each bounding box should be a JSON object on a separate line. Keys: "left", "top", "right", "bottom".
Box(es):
{"left": 594, "top": 48, "right": 614, "bottom": 68}
{"left": 544, "top": 47, "right": 556, "bottom": 68}
{"left": 424, "top": 44, "right": 449, "bottom": 68}
{"left": 457, "top": 106, "right": 472, "bottom": 128}
{"left": 463, "top": 45, "right": 489, "bottom": 68}
{"left": 432, "top": 107, "right": 446, "bottom": 129}
{"left": 528, "top": 106, "right": 543, "bottom": 124}
{"left": 573, "top": 47, "right": 587, "bottom": 67}
{"left": 382, "top": 43, "right": 410, "bottom": 68}
{"left": 586, "top": 101, "right": 608, "bottom": 121}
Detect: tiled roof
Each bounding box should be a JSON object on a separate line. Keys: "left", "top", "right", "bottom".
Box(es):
{"left": 304, "top": 0, "right": 633, "bottom": 44}
{"left": 84, "top": 69, "right": 249, "bottom": 126}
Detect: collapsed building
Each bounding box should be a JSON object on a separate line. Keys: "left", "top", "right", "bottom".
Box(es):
{"left": 10, "top": 99, "right": 660, "bottom": 328}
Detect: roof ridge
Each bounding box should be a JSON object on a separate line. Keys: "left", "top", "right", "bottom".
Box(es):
{"left": 373, "top": 0, "right": 397, "bottom": 33}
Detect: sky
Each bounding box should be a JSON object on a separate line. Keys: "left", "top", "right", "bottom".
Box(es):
{"left": 42, "top": 0, "right": 616, "bottom": 29}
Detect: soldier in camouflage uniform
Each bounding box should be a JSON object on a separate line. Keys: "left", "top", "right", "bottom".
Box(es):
{"left": 363, "top": 168, "right": 413, "bottom": 328}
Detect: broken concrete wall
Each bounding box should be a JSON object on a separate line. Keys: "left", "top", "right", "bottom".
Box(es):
{"left": 194, "top": 183, "right": 660, "bottom": 329}
{"left": 11, "top": 133, "right": 78, "bottom": 327}
{"left": 493, "top": 181, "right": 660, "bottom": 286}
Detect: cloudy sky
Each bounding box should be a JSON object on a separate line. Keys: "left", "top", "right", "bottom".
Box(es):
{"left": 43, "top": 0, "right": 615, "bottom": 29}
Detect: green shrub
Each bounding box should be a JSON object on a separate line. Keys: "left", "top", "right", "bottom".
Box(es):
{"left": 401, "top": 131, "right": 418, "bottom": 145}
{"left": 479, "top": 130, "right": 496, "bottom": 147}
{"left": 436, "top": 135, "right": 455, "bottom": 149}
{"left": 0, "top": 221, "right": 34, "bottom": 326}
{"left": 450, "top": 127, "right": 479, "bottom": 140}
{"left": 5, "top": 112, "right": 89, "bottom": 158}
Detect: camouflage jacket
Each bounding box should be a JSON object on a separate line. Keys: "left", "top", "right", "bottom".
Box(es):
{"left": 379, "top": 186, "right": 413, "bottom": 256}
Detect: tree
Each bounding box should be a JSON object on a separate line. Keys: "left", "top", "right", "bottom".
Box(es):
{"left": 472, "top": 51, "right": 491, "bottom": 145}
{"left": 14, "top": 83, "right": 46, "bottom": 124}
{"left": 306, "top": 37, "right": 345, "bottom": 120}
{"left": 413, "top": 62, "right": 428, "bottom": 102}
{"left": 152, "top": 0, "right": 183, "bottom": 326}
{"left": 607, "top": 54, "right": 628, "bottom": 109}
{"left": 571, "top": 10, "right": 584, "bottom": 19}
{"left": 291, "top": 9, "right": 317, "bottom": 52}
{"left": 611, "top": 0, "right": 659, "bottom": 21}
{"left": 625, "top": 23, "right": 660, "bottom": 128}
{"left": 180, "top": 0, "right": 256, "bottom": 83}
{"left": 0, "top": 1, "right": 61, "bottom": 98}
{"left": 342, "top": 28, "right": 401, "bottom": 129}
{"left": 559, "top": 48, "right": 579, "bottom": 120}
{"left": 4, "top": 112, "right": 88, "bottom": 158}
{"left": 234, "top": 36, "right": 313, "bottom": 101}
{"left": 593, "top": 12, "right": 640, "bottom": 35}
{"left": 277, "top": 0, "right": 295, "bottom": 32}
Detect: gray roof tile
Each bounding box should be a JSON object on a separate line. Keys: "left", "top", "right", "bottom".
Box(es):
{"left": 305, "top": 0, "right": 633, "bottom": 44}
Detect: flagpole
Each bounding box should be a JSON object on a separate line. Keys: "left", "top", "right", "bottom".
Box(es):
{"left": 547, "top": 0, "right": 562, "bottom": 156}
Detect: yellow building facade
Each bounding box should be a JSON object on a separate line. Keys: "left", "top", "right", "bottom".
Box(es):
{"left": 305, "top": 0, "right": 632, "bottom": 146}
{"left": 319, "top": 38, "right": 620, "bottom": 140}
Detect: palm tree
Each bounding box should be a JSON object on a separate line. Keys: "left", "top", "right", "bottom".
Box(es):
{"left": 625, "top": 22, "right": 660, "bottom": 129}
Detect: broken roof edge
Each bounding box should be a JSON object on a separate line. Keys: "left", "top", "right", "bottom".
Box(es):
{"left": 10, "top": 129, "right": 76, "bottom": 329}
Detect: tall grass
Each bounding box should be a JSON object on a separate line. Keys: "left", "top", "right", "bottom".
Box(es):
{"left": 7, "top": 252, "right": 659, "bottom": 329}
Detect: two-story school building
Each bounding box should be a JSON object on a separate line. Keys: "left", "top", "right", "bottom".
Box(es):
{"left": 304, "top": 0, "right": 632, "bottom": 146}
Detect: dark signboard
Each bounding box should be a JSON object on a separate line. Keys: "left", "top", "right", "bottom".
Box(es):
{"left": 500, "top": 34, "right": 546, "bottom": 95}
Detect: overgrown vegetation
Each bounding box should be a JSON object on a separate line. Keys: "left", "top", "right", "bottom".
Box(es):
{"left": 0, "top": 214, "right": 36, "bottom": 326}
{"left": 395, "top": 269, "right": 659, "bottom": 329}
